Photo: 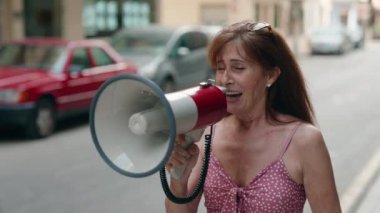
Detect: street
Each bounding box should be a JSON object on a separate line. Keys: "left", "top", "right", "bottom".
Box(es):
{"left": 1, "top": 40, "right": 380, "bottom": 213}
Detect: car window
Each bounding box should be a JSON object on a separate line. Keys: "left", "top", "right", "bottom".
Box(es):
{"left": 70, "top": 48, "right": 92, "bottom": 73}
{"left": 0, "top": 44, "right": 66, "bottom": 71}
{"left": 90, "top": 47, "right": 114, "bottom": 66}
{"left": 178, "top": 32, "right": 208, "bottom": 51}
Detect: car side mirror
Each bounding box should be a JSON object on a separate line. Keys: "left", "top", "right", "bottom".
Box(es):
{"left": 176, "top": 47, "right": 190, "bottom": 57}
{"left": 68, "top": 65, "right": 85, "bottom": 78}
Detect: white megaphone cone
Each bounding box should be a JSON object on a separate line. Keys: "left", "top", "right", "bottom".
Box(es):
{"left": 90, "top": 74, "right": 226, "bottom": 178}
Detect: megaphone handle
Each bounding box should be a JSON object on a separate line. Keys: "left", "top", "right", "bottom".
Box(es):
{"left": 169, "top": 129, "right": 205, "bottom": 179}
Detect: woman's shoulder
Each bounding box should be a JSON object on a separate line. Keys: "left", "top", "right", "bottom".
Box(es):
{"left": 295, "top": 122, "right": 324, "bottom": 145}
{"left": 275, "top": 113, "right": 322, "bottom": 142}
{"left": 292, "top": 122, "right": 328, "bottom": 160}
{"left": 272, "top": 113, "right": 319, "bottom": 134}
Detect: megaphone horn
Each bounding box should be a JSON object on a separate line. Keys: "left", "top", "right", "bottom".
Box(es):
{"left": 90, "top": 74, "right": 227, "bottom": 178}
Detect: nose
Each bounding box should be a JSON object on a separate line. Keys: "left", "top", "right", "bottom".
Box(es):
{"left": 220, "top": 69, "right": 233, "bottom": 86}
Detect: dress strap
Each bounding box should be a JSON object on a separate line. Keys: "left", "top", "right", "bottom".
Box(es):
{"left": 279, "top": 121, "right": 303, "bottom": 159}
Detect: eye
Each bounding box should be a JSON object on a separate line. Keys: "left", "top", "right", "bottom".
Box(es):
{"left": 230, "top": 61, "right": 246, "bottom": 71}
{"left": 232, "top": 65, "right": 245, "bottom": 71}
{"left": 216, "top": 64, "right": 225, "bottom": 72}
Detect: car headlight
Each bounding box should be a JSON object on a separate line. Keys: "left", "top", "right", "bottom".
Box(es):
{"left": 0, "top": 89, "right": 28, "bottom": 103}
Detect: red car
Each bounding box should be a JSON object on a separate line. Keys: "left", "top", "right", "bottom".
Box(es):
{"left": 0, "top": 38, "right": 137, "bottom": 138}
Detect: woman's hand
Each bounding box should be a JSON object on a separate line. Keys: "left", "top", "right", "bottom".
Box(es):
{"left": 166, "top": 134, "right": 200, "bottom": 184}
{"left": 164, "top": 131, "right": 207, "bottom": 212}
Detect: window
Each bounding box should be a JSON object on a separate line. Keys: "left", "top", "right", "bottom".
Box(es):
{"left": 122, "top": 1, "right": 150, "bottom": 28}
{"left": 70, "top": 48, "right": 91, "bottom": 73}
{"left": 90, "top": 47, "right": 114, "bottom": 66}
{"left": 0, "top": 44, "right": 66, "bottom": 72}
{"left": 83, "top": 0, "right": 154, "bottom": 37}
{"left": 178, "top": 32, "right": 208, "bottom": 51}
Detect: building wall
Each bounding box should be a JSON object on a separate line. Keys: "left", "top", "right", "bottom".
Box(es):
{"left": 303, "top": 0, "right": 332, "bottom": 34}
{"left": 0, "top": 0, "right": 333, "bottom": 47}
{"left": 0, "top": 0, "right": 8, "bottom": 41}
{"left": 159, "top": 0, "right": 292, "bottom": 34}
{"left": 159, "top": 0, "right": 207, "bottom": 25}
{"left": 159, "top": 0, "right": 266, "bottom": 26}
{"left": 62, "top": 0, "right": 84, "bottom": 39}
{"left": 0, "top": 0, "right": 24, "bottom": 42}
{"left": 156, "top": 0, "right": 304, "bottom": 48}
{"left": 0, "top": 0, "right": 83, "bottom": 42}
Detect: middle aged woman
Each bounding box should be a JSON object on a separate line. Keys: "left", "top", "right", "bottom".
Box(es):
{"left": 165, "top": 20, "right": 341, "bottom": 213}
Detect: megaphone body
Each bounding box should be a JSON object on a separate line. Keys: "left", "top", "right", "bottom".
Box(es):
{"left": 128, "top": 82, "right": 225, "bottom": 136}
{"left": 90, "top": 74, "right": 226, "bottom": 178}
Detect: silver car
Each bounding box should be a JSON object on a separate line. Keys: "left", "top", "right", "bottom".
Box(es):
{"left": 309, "top": 26, "right": 352, "bottom": 55}
{"left": 110, "top": 25, "right": 219, "bottom": 92}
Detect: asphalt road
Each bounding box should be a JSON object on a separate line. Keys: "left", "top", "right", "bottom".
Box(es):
{"left": 1, "top": 40, "right": 380, "bottom": 213}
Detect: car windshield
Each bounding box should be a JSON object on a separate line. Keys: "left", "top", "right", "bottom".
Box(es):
{"left": 110, "top": 29, "right": 173, "bottom": 56}
{"left": 0, "top": 44, "right": 66, "bottom": 72}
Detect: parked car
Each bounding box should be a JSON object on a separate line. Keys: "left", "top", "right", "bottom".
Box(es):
{"left": 309, "top": 26, "right": 352, "bottom": 55}
{"left": 0, "top": 38, "right": 137, "bottom": 138}
{"left": 347, "top": 25, "right": 365, "bottom": 48}
{"left": 109, "top": 25, "right": 220, "bottom": 92}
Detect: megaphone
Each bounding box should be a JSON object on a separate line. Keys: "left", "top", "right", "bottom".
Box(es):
{"left": 89, "top": 74, "right": 227, "bottom": 178}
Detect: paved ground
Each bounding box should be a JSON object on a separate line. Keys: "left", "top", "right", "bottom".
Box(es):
{"left": 348, "top": 147, "right": 380, "bottom": 213}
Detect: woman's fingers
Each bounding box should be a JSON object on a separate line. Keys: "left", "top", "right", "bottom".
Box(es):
{"left": 188, "top": 143, "right": 199, "bottom": 155}
{"left": 167, "top": 135, "right": 199, "bottom": 167}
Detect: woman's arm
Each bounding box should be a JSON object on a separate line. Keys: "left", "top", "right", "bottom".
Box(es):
{"left": 164, "top": 131, "right": 208, "bottom": 213}
{"left": 299, "top": 124, "right": 342, "bottom": 212}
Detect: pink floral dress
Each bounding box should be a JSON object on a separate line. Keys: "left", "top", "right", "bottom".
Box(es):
{"left": 203, "top": 123, "right": 306, "bottom": 213}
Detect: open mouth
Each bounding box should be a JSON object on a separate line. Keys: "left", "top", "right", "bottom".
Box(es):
{"left": 225, "top": 91, "right": 242, "bottom": 98}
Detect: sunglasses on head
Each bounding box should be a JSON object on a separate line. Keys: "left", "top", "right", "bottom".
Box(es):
{"left": 247, "top": 22, "right": 272, "bottom": 31}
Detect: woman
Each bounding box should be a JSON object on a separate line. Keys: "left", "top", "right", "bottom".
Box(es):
{"left": 165, "top": 20, "right": 341, "bottom": 212}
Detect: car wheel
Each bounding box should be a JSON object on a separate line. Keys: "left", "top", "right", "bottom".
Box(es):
{"left": 26, "top": 98, "right": 56, "bottom": 138}
{"left": 161, "top": 78, "right": 176, "bottom": 93}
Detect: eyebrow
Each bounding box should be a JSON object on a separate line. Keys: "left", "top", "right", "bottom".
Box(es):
{"left": 216, "top": 58, "right": 247, "bottom": 64}
{"left": 230, "top": 59, "right": 246, "bottom": 63}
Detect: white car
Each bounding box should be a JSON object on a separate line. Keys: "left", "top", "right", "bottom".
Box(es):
{"left": 309, "top": 26, "right": 352, "bottom": 55}
{"left": 347, "top": 25, "right": 365, "bottom": 48}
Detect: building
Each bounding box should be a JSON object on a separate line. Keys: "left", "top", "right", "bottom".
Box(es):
{"left": 0, "top": 0, "right": 335, "bottom": 55}
{"left": 0, "top": 0, "right": 157, "bottom": 42}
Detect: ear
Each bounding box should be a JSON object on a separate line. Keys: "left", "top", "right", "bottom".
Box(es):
{"left": 266, "top": 67, "right": 281, "bottom": 87}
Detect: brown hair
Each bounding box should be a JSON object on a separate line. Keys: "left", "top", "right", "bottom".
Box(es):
{"left": 208, "top": 20, "right": 315, "bottom": 124}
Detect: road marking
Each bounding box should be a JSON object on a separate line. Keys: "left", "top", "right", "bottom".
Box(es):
{"left": 340, "top": 146, "right": 380, "bottom": 212}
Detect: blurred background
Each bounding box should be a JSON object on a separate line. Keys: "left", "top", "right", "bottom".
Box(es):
{"left": 0, "top": 0, "right": 378, "bottom": 55}
{"left": 1, "top": 0, "right": 380, "bottom": 213}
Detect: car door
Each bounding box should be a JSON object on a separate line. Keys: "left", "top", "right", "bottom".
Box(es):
{"left": 170, "top": 31, "right": 210, "bottom": 89}
{"left": 85, "top": 47, "right": 121, "bottom": 90}
{"left": 60, "top": 47, "right": 95, "bottom": 110}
